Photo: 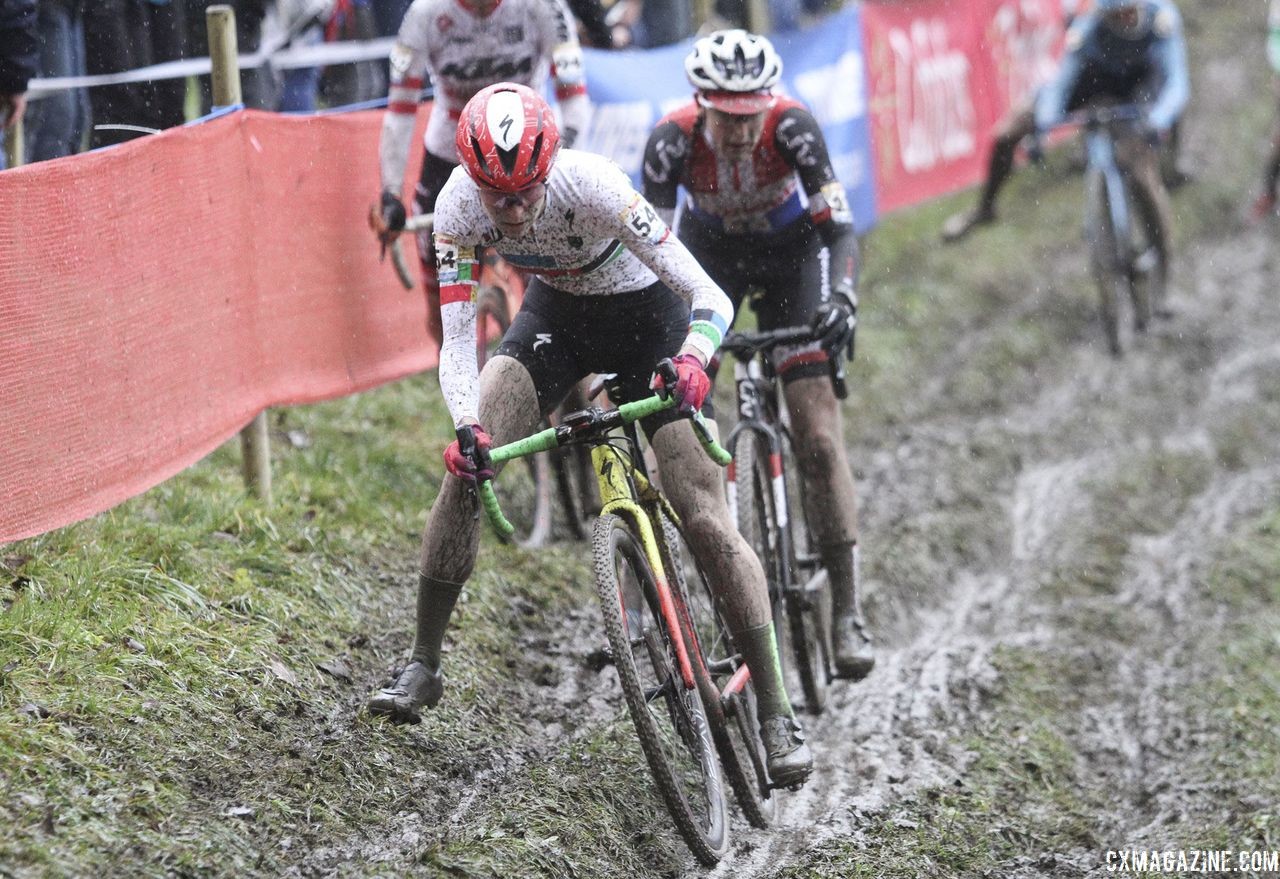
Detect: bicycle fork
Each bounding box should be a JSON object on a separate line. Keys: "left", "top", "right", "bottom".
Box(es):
{"left": 1086, "top": 130, "right": 1135, "bottom": 268}
{"left": 594, "top": 443, "right": 700, "bottom": 693}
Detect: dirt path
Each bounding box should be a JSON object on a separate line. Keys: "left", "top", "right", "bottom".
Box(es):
{"left": 695, "top": 139, "right": 1280, "bottom": 879}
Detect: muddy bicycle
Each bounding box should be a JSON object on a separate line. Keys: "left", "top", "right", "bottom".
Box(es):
{"left": 719, "top": 326, "right": 848, "bottom": 715}
{"left": 1042, "top": 105, "right": 1166, "bottom": 356}
{"left": 478, "top": 377, "right": 786, "bottom": 864}
{"left": 389, "top": 216, "right": 595, "bottom": 546}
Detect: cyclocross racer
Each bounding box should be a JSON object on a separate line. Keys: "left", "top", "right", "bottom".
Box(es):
{"left": 1035, "top": 0, "right": 1189, "bottom": 312}
{"left": 369, "top": 0, "right": 590, "bottom": 347}
{"left": 368, "top": 82, "right": 814, "bottom": 788}
{"left": 641, "top": 30, "right": 875, "bottom": 681}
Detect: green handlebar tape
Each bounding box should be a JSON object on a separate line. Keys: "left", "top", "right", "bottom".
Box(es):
{"left": 490, "top": 425, "right": 560, "bottom": 464}
{"left": 692, "top": 414, "right": 733, "bottom": 466}
{"left": 617, "top": 394, "right": 675, "bottom": 422}
{"left": 478, "top": 480, "right": 515, "bottom": 538}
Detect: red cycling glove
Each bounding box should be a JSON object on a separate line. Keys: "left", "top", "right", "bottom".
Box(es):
{"left": 444, "top": 424, "right": 494, "bottom": 482}
{"left": 651, "top": 354, "right": 711, "bottom": 414}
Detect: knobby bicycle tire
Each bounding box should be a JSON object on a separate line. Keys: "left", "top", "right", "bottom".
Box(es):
{"left": 734, "top": 433, "right": 828, "bottom": 715}
{"left": 1085, "top": 168, "right": 1144, "bottom": 357}
{"left": 657, "top": 513, "right": 778, "bottom": 828}
{"left": 781, "top": 428, "right": 833, "bottom": 711}
{"left": 476, "top": 286, "right": 553, "bottom": 548}
{"left": 592, "top": 514, "right": 730, "bottom": 865}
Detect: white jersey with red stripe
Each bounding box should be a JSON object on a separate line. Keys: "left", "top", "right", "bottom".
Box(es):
{"left": 432, "top": 150, "right": 734, "bottom": 426}
{"left": 379, "top": 0, "right": 589, "bottom": 194}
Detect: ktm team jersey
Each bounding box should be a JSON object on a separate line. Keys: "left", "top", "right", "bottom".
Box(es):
{"left": 432, "top": 150, "right": 734, "bottom": 426}
{"left": 379, "top": 0, "right": 588, "bottom": 193}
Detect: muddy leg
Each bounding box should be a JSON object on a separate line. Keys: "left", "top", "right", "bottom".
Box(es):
{"left": 653, "top": 423, "right": 780, "bottom": 708}
{"left": 942, "top": 105, "right": 1036, "bottom": 242}
{"left": 1123, "top": 139, "right": 1175, "bottom": 317}
{"left": 369, "top": 356, "right": 541, "bottom": 723}
{"left": 783, "top": 375, "right": 874, "bottom": 679}
{"left": 652, "top": 418, "right": 812, "bottom": 785}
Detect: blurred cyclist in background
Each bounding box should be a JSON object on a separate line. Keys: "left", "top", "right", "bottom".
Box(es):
{"left": 1034, "top": 0, "right": 1188, "bottom": 314}
{"left": 943, "top": 0, "right": 1188, "bottom": 246}
{"left": 368, "top": 82, "right": 814, "bottom": 788}
{"left": 641, "top": 30, "right": 874, "bottom": 681}
{"left": 368, "top": 0, "right": 590, "bottom": 348}
{"left": 1249, "top": 0, "right": 1280, "bottom": 222}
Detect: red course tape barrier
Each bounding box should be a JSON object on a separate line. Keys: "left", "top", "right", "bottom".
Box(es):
{"left": 0, "top": 109, "right": 437, "bottom": 543}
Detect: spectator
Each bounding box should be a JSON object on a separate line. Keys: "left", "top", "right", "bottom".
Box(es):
{"left": 319, "top": 0, "right": 382, "bottom": 107}
{"left": 24, "top": 0, "right": 88, "bottom": 162}
{"left": 567, "top": 0, "right": 614, "bottom": 48}
{"left": 0, "top": 0, "right": 37, "bottom": 170}
{"left": 84, "top": 0, "right": 188, "bottom": 148}
{"left": 370, "top": 0, "right": 411, "bottom": 38}
{"left": 609, "top": 0, "right": 691, "bottom": 48}
{"left": 274, "top": 0, "right": 334, "bottom": 112}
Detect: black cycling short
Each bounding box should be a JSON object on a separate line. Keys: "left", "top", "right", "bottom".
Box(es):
{"left": 678, "top": 213, "right": 830, "bottom": 383}
{"left": 494, "top": 278, "right": 690, "bottom": 436}
{"left": 1066, "top": 67, "right": 1156, "bottom": 113}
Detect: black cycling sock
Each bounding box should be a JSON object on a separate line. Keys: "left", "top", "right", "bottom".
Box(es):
{"left": 410, "top": 574, "right": 464, "bottom": 671}
{"left": 822, "top": 541, "right": 862, "bottom": 623}
{"left": 735, "top": 621, "right": 793, "bottom": 721}
{"left": 981, "top": 135, "right": 1019, "bottom": 216}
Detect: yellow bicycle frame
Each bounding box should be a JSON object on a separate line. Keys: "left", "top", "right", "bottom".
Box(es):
{"left": 593, "top": 443, "right": 699, "bottom": 691}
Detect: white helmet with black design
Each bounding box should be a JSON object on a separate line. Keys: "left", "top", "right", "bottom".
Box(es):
{"left": 685, "top": 29, "right": 783, "bottom": 115}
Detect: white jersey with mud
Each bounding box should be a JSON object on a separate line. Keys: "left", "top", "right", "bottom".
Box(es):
{"left": 393, "top": 0, "right": 587, "bottom": 160}
{"left": 432, "top": 150, "right": 733, "bottom": 426}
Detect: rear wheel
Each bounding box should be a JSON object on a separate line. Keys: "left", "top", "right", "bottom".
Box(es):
{"left": 781, "top": 428, "right": 833, "bottom": 710}
{"left": 477, "top": 286, "right": 552, "bottom": 548}
{"left": 593, "top": 515, "right": 729, "bottom": 865}
{"left": 659, "top": 513, "right": 779, "bottom": 828}
{"left": 733, "top": 433, "right": 828, "bottom": 714}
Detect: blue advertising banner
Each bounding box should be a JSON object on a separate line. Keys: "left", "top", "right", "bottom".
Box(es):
{"left": 578, "top": 6, "right": 878, "bottom": 232}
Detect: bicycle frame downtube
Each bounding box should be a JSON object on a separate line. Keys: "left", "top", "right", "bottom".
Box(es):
{"left": 594, "top": 443, "right": 699, "bottom": 692}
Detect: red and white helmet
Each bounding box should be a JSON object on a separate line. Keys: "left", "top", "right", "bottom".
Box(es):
{"left": 455, "top": 82, "right": 561, "bottom": 192}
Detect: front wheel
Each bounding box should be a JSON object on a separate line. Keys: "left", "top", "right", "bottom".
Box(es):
{"left": 659, "top": 513, "right": 779, "bottom": 828}
{"left": 1086, "top": 169, "right": 1142, "bottom": 357}
{"left": 593, "top": 515, "right": 729, "bottom": 865}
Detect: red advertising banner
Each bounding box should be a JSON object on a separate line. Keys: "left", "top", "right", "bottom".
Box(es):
{"left": 863, "top": 0, "right": 1065, "bottom": 214}
{"left": 0, "top": 109, "right": 442, "bottom": 543}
